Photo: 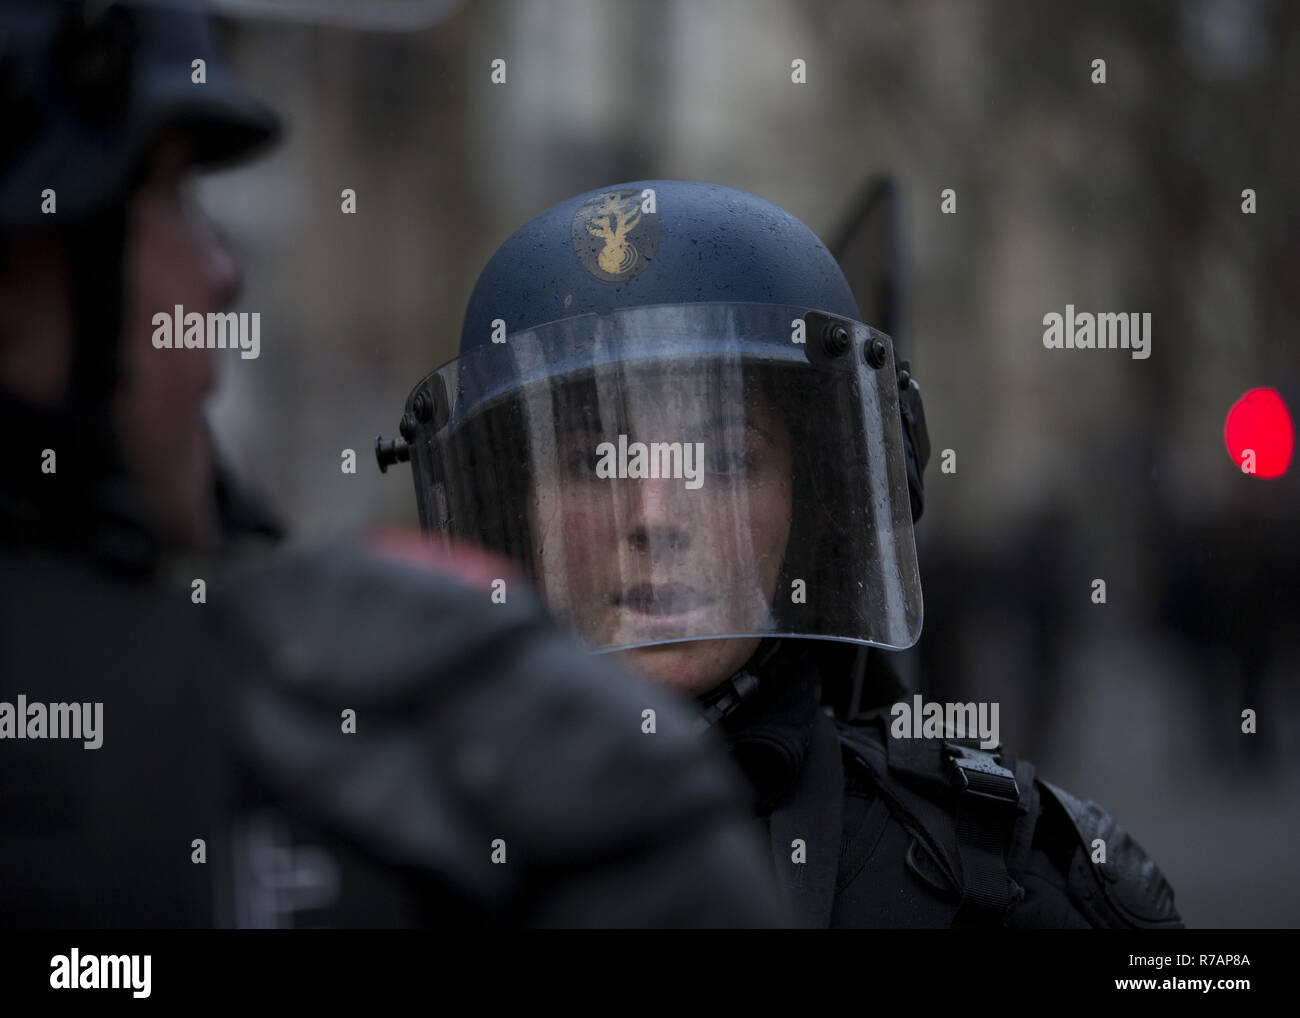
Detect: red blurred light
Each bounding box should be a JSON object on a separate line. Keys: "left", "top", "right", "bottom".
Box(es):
{"left": 1224, "top": 388, "right": 1294, "bottom": 478}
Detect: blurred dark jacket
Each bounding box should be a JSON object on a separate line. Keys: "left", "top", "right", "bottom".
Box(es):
{"left": 0, "top": 529, "right": 790, "bottom": 928}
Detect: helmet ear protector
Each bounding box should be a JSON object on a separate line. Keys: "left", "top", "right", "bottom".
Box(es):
{"left": 898, "top": 359, "right": 930, "bottom": 524}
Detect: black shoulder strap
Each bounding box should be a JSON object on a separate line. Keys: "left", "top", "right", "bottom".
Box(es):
{"left": 837, "top": 718, "right": 1035, "bottom": 925}
{"left": 765, "top": 711, "right": 845, "bottom": 928}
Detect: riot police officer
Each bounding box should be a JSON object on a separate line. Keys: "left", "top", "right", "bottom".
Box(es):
{"left": 0, "top": 1, "right": 788, "bottom": 928}
{"left": 380, "top": 179, "right": 1186, "bottom": 928}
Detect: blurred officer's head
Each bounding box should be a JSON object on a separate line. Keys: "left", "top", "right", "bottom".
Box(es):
{"left": 3, "top": 131, "right": 243, "bottom": 547}
{"left": 0, "top": 0, "right": 278, "bottom": 556}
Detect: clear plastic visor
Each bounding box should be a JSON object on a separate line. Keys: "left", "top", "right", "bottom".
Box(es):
{"left": 408, "top": 303, "right": 922, "bottom": 654}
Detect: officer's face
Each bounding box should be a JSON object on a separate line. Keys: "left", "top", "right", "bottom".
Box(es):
{"left": 525, "top": 372, "right": 794, "bottom": 695}
{"left": 115, "top": 134, "right": 242, "bottom": 548}
{"left": 0, "top": 133, "right": 238, "bottom": 549}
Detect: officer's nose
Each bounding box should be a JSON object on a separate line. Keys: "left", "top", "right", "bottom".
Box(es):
{"left": 198, "top": 211, "right": 244, "bottom": 309}
{"left": 622, "top": 475, "right": 691, "bottom": 556}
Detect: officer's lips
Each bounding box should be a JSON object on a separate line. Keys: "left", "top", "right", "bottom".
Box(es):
{"left": 613, "top": 584, "right": 715, "bottom": 616}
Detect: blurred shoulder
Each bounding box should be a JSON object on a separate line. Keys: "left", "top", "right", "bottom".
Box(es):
{"left": 224, "top": 527, "right": 541, "bottom": 698}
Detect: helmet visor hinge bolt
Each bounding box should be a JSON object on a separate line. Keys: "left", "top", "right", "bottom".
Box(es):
{"left": 375, "top": 436, "right": 410, "bottom": 473}
{"left": 822, "top": 322, "right": 851, "bottom": 356}
{"left": 864, "top": 335, "right": 889, "bottom": 369}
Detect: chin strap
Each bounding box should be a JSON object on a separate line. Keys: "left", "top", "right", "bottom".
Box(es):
{"left": 692, "top": 638, "right": 784, "bottom": 733}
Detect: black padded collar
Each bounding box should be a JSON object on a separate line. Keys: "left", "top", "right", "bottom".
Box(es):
{"left": 719, "top": 642, "right": 822, "bottom": 815}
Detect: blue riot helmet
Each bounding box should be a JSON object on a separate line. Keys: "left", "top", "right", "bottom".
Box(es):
{"left": 381, "top": 181, "right": 928, "bottom": 662}
{"left": 0, "top": 0, "right": 279, "bottom": 230}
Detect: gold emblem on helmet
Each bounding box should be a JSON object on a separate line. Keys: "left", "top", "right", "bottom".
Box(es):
{"left": 572, "top": 189, "right": 658, "bottom": 282}
{"left": 586, "top": 193, "right": 641, "bottom": 275}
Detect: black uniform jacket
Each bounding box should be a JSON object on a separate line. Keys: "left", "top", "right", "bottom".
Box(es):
{"left": 720, "top": 642, "right": 1185, "bottom": 929}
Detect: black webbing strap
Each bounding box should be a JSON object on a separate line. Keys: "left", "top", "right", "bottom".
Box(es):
{"left": 946, "top": 742, "right": 1021, "bottom": 924}
{"left": 839, "top": 719, "right": 1027, "bottom": 924}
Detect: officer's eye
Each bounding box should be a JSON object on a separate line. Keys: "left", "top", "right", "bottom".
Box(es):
{"left": 705, "top": 449, "right": 749, "bottom": 474}
{"left": 705, "top": 431, "right": 759, "bottom": 476}
{"left": 563, "top": 448, "right": 601, "bottom": 476}
{"left": 556, "top": 432, "right": 603, "bottom": 478}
